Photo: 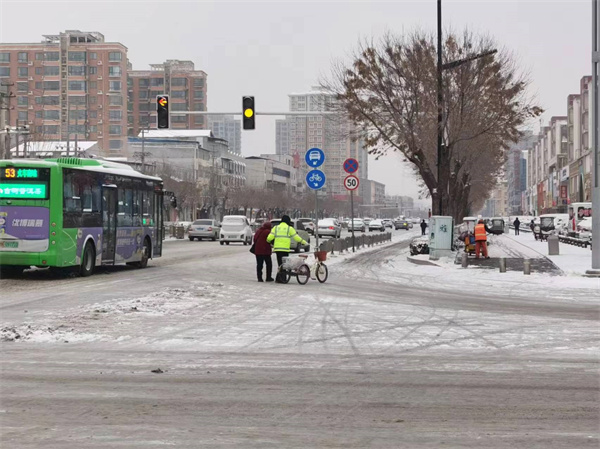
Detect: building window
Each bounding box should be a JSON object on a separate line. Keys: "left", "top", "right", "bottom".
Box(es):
{"left": 42, "top": 125, "right": 59, "bottom": 134}
{"left": 35, "top": 67, "right": 42, "bottom": 75}
{"left": 193, "top": 90, "right": 204, "bottom": 99}
{"left": 193, "top": 78, "right": 204, "bottom": 87}
{"left": 68, "top": 51, "right": 86, "bottom": 62}
{"left": 108, "top": 95, "right": 123, "bottom": 106}
{"left": 109, "top": 139, "right": 122, "bottom": 150}
{"left": 138, "top": 90, "right": 149, "bottom": 99}
{"left": 109, "top": 81, "right": 121, "bottom": 91}
{"left": 171, "top": 78, "right": 187, "bottom": 87}
{"left": 0, "top": 67, "right": 9, "bottom": 77}
{"left": 171, "top": 103, "right": 187, "bottom": 111}
{"left": 17, "top": 67, "right": 28, "bottom": 77}
{"left": 17, "top": 96, "right": 28, "bottom": 106}
{"left": 43, "top": 110, "right": 60, "bottom": 120}
{"left": 138, "top": 78, "right": 150, "bottom": 88}
{"left": 89, "top": 67, "right": 97, "bottom": 75}
{"left": 69, "top": 110, "right": 86, "bottom": 120}
{"left": 18, "top": 111, "right": 28, "bottom": 121}
{"left": 68, "top": 124, "right": 86, "bottom": 134}
{"left": 108, "top": 52, "right": 122, "bottom": 62}
{"left": 171, "top": 116, "right": 187, "bottom": 123}
{"left": 109, "top": 125, "right": 122, "bottom": 135}
{"left": 89, "top": 96, "right": 97, "bottom": 104}
{"left": 89, "top": 110, "right": 97, "bottom": 119}
{"left": 108, "top": 66, "right": 121, "bottom": 77}
{"left": 17, "top": 82, "right": 28, "bottom": 92}
{"left": 43, "top": 81, "right": 60, "bottom": 90}
{"left": 194, "top": 102, "right": 205, "bottom": 111}
{"left": 17, "top": 52, "right": 28, "bottom": 63}
{"left": 44, "top": 52, "right": 59, "bottom": 61}
{"left": 68, "top": 66, "right": 86, "bottom": 76}
{"left": 194, "top": 116, "right": 204, "bottom": 125}
{"left": 38, "top": 96, "right": 59, "bottom": 105}
{"left": 171, "top": 90, "right": 186, "bottom": 99}
{"left": 68, "top": 96, "right": 86, "bottom": 105}
{"left": 89, "top": 81, "right": 97, "bottom": 90}
{"left": 44, "top": 66, "right": 60, "bottom": 76}
{"left": 68, "top": 81, "right": 86, "bottom": 91}
{"left": 0, "top": 53, "right": 10, "bottom": 62}
{"left": 109, "top": 110, "right": 122, "bottom": 121}
{"left": 150, "top": 77, "right": 164, "bottom": 87}
{"left": 35, "top": 52, "right": 44, "bottom": 61}
{"left": 89, "top": 52, "right": 97, "bottom": 60}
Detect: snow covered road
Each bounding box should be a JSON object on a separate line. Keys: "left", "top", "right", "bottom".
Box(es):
{"left": 1, "top": 231, "right": 598, "bottom": 448}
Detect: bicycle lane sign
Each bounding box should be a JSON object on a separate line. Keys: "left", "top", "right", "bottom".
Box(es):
{"left": 306, "top": 169, "right": 326, "bottom": 190}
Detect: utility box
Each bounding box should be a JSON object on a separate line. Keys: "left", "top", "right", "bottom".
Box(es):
{"left": 547, "top": 234, "right": 559, "bottom": 255}
{"left": 175, "top": 225, "right": 185, "bottom": 239}
{"left": 429, "top": 215, "right": 454, "bottom": 260}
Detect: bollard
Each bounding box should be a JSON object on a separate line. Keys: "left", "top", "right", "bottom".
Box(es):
{"left": 499, "top": 257, "right": 506, "bottom": 273}
{"left": 523, "top": 259, "right": 531, "bottom": 275}
{"left": 547, "top": 235, "right": 559, "bottom": 256}
{"left": 461, "top": 252, "right": 468, "bottom": 268}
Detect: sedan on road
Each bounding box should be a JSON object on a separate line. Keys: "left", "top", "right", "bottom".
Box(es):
{"left": 220, "top": 215, "right": 253, "bottom": 245}
{"left": 317, "top": 218, "right": 342, "bottom": 238}
{"left": 368, "top": 219, "right": 385, "bottom": 232}
{"left": 348, "top": 218, "right": 366, "bottom": 232}
{"left": 394, "top": 219, "right": 411, "bottom": 230}
{"left": 382, "top": 219, "right": 394, "bottom": 229}
{"left": 188, "top": 219, "right": 220, "bottom": 241}
{"left": 297, "top": 217, "right": 316, "bottom": 235}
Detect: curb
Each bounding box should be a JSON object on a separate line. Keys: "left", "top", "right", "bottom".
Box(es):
{"left": 406, "top": 255, "right": 440, "bottom": 267}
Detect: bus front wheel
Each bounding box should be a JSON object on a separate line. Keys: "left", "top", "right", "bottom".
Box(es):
{"left": 80, "top": 242, "right": 95, "bottom": 277}
{"left": 130, "top": 238, "right": 151, "bottom": 268}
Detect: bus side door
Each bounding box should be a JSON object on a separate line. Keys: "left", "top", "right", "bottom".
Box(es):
{"left": 102, "top": 185, "right": 117, "bottom": 264}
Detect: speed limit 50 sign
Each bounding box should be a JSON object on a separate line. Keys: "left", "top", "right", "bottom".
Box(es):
{"left": 344, "top": 175, "right": 359, "bottom": 191}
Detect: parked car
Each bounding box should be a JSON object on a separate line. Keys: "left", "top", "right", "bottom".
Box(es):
{"left": 219, "top": 215, "right": 253, "bottom": 245}
{"left": 368, "top": 219, "right": 385, "bottom": 232}
{"left": 188, "top": 219, "right": 220, "bottom": 241}
{"left": 297, "top": 217, "right": 316, "bottom": 235}
{"left": 394, "top": 219, "right": 411, "bottom": 230}
{"left": 270, "top": 218, "right": 311, "bottom": 252}
{"left": 382, "top": 219, "right": 394, "bottom": 229}
{"left": 348, "top": 218, "right": 366, "bottom": 232}
{"left": 363, "top": 217, "right": 373, "bottom": 226}
{"left": 317, "top": 218, "right": 342, "bottom": 238}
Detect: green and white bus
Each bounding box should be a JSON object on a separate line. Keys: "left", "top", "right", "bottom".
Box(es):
{"left": 0, "top": 158, "right": 164, "bottom": 276}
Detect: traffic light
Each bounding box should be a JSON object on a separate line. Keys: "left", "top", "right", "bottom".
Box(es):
{"left": 156, "top": 95, "right": 169, "bottom": 129}
{"left": 242, "top": 96, "right": 255, "bottom": 130}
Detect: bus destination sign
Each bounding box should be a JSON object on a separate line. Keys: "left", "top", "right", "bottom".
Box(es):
{"left": 0, "top": 183, "right": 47, "bottom": 199}
{"left": 2, "top": 168, "right": 40, "bottom": 179}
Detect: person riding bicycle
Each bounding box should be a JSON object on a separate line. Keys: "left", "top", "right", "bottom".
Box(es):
{"left": 266, "top": 215, "right": 308, "bottom": 283}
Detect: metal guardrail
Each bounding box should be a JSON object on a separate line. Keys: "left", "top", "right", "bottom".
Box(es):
{"left": 317, "top": 232, "right": 392, "bottom": 254}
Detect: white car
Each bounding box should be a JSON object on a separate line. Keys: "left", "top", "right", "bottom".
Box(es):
{"left": 368, "top": 219, "right": 385, "bottom": 232}
{"left": 219, "top": 215, "right": 253, "bottom": 245}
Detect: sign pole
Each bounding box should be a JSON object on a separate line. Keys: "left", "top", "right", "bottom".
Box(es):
{"left": 350, "top": 189, "right": 355, "bottom": 252}
{"left": 315, "top": 190, "right": 319, "bottom": 250}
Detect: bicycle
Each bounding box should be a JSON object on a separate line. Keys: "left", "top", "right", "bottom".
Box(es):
{"left": 309, "top": 173, "right": 323, "bottom": 183}
{"left": 278, "top": 251, "right": 328, "bottom": 285}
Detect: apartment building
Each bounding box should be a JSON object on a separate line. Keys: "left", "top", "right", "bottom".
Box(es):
{"left": 0, "top": 30, "right": 128, "bottom": 155}
{"left": 128, "top": 60, "right": 207, "bottom": 139}
{"left": 244, "top": 154, "right": 299, "bottom": 192}
{"left": 569, "top": 76, "right": 593, "bottom": 203}
{"left": 277, "top": 88, "right": 370, "bottom": 200}
{"left": 207, "top": 115, "right": 241, "bottom": 155}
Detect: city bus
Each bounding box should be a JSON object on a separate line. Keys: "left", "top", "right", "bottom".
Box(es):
{"left": 0, "top": 157, "right": 164, "bottom": 276}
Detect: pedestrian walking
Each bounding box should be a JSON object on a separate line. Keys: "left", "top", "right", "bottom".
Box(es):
{"left": 513, "top": 217, "right": 521, "bottom": 235}
{"left": 420, "top": 219, "right": 428, "bottom": 236}
{"left": 253, "top": 221, "right": 274, "bottom": 282}
{"left": 474, "top": 218, "right": 490, "bottom": 259}
{"left": 266, "top": 215, "right": 308, "bottom": 283}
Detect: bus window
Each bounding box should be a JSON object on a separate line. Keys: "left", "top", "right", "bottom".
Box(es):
{"left": 132, "top": 189, "right": 142, "bottom": 226}
{"left": 117, "top": 188, "right": 133, "bottom": 226}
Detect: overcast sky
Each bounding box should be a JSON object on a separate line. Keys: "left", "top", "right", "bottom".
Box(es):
{"left": 0, "top": 0, "right": 593, "bottom": 205}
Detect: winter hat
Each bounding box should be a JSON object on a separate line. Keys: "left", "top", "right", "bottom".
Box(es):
{"left": 281, "top": 215, "right": 292, "bottom": 225}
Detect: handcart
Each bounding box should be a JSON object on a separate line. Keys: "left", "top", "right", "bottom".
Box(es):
{"left": 278, "top": 251, "right": 329, "bottom": 285}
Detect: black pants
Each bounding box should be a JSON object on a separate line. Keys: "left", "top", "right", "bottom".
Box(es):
{"left": 515, "top": 227, "right": 520, "bottom": 235}
{"left": 274, "top": 252, "right": 287, "bottom": 268}
{"left": 255, "top": 255, "right": 273, "bottom": 280}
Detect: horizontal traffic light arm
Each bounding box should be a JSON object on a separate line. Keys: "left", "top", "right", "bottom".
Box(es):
{"left": 170, "top": 111, "right": 338, "bottom": 116}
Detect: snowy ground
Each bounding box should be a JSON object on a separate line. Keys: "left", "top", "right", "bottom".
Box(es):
{"left": 1, "top": 229, "right": 598, "bottom": 448}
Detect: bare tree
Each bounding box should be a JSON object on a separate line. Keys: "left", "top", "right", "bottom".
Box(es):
{"left": 323, "top": 30, "right": 542, "bottom": 220}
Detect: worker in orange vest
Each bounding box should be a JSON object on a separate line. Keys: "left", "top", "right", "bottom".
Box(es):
{"left": 474, "top": 218, "right": 491, "bottom": 259}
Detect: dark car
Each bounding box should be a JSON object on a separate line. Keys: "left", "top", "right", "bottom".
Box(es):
{"left": 394, "top": 219, "right": 410, "bottom": 230}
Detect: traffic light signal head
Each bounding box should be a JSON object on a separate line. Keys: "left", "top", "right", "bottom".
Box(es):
{"left": 242, "top": 96, "right": 255, "bottom": 130}
{"left": 156, "top": 95, "right": 169, "bottom": 129}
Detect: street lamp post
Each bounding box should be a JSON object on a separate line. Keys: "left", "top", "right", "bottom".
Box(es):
{"left": 588, "top": 0, "right": 600, "bottom": 276}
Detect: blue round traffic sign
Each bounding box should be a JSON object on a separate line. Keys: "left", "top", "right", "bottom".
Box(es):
{"left": 305, "top": 148, "right": 325, "bottom": 168}
{"left": 306, "top": 169, "right": 326, "bottom": 190}
{"left": 343, "top": 158, "right": 359, "bottom": 174}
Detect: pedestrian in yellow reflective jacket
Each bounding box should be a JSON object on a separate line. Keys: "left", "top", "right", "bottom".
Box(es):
{"left": 266, "top": 215, "right": 307, "bottom": 282}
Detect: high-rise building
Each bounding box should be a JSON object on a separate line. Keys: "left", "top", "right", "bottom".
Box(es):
{"left": 128, "top": 60, "right": 207, "bottom": 139}
{"left": 0, "top": 30, "right": 128, "bottom": 155}
{"left": 207, "top": 115, "right": 241, "bottom": 154}
{"left": 277, "top": 87, "right": 370, "bottom": 200}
